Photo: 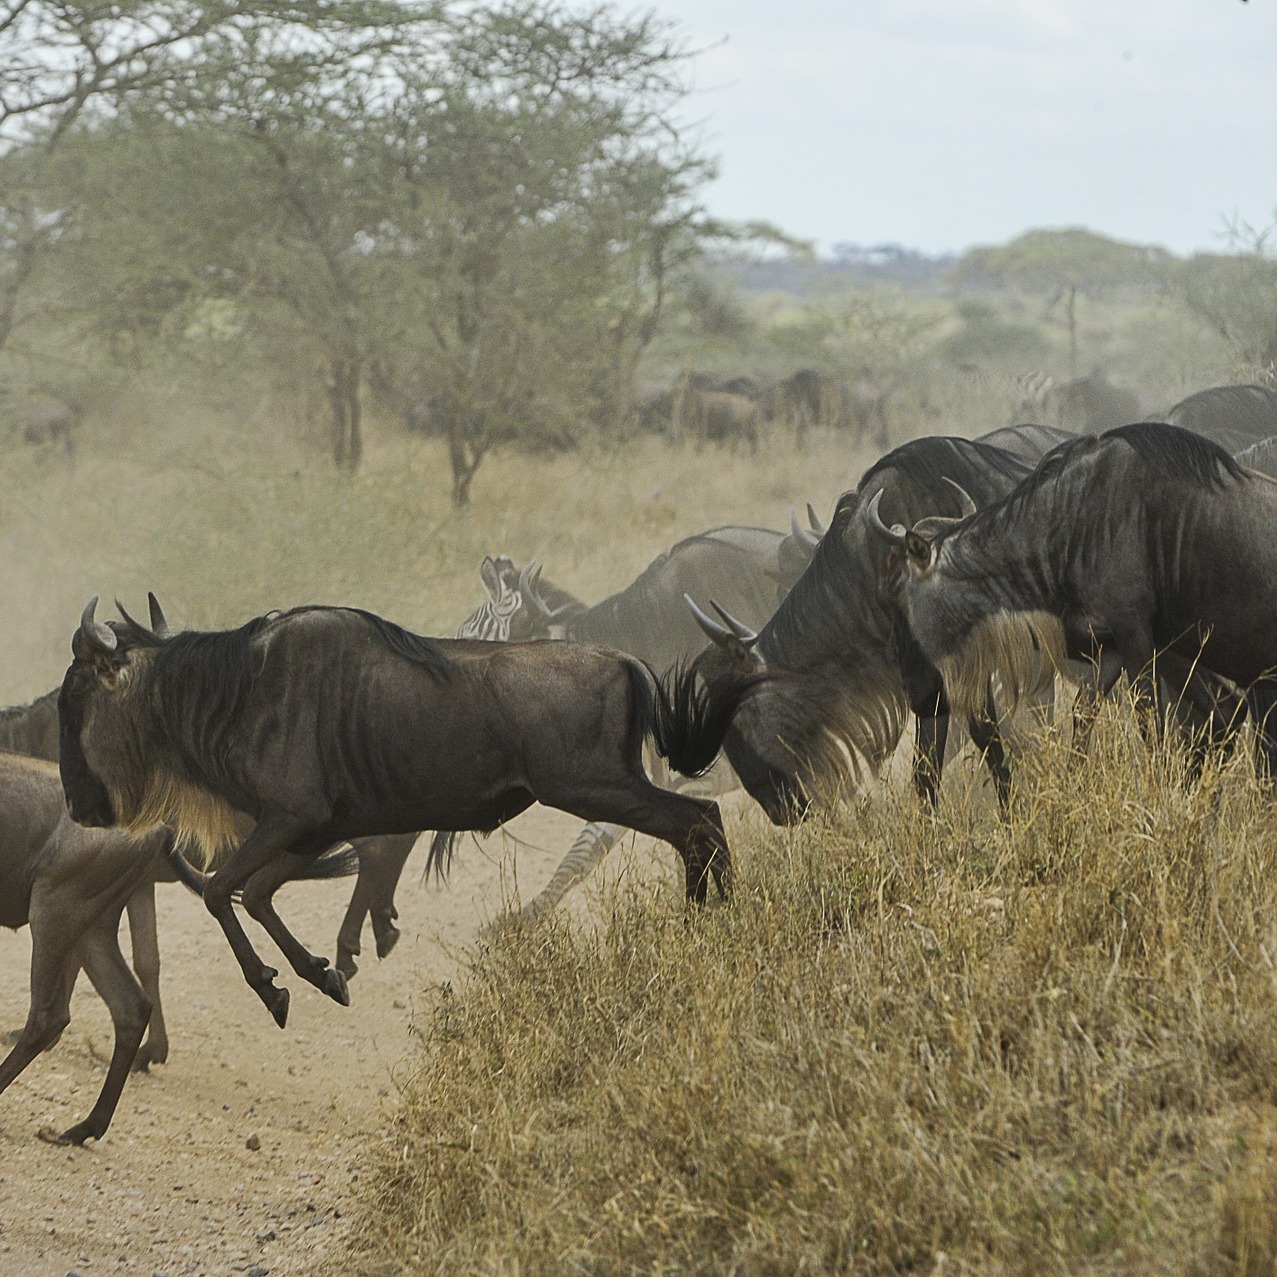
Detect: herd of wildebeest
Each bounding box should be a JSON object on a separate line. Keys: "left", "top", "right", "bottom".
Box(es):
{"left": 2, "top": 379, "right": 1277, "bottom": 1149}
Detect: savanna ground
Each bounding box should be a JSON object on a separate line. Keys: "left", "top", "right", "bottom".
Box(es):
{"left": 4, "top": 405, "right": 1277, "bottom": 1275}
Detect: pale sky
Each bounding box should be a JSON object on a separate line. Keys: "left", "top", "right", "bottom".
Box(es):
{"left": 658, "top": 0, "right": 1277, "bottom": 257}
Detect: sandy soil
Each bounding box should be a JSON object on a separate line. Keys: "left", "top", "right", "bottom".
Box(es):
{"left": 0, "top": 808, "right": 670, "bottom": 1277}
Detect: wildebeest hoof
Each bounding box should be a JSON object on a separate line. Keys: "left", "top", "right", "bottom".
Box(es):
{"left": 336, "top": 952, "right": 358, "bottom": 980}
{"left": 374, "top": 925, "right": 400, "bottom": 960}
{"left": 322, "top": 967, "right": 351, "bottom": 1006}
{"left": 40, "top": 1121, "right": 92, "bottom": 1146}
{"left": 264, "top": 985, "right": 290, "bottom": 1029}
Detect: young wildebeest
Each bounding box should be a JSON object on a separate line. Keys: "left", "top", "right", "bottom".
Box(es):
{"left": 0, "top": 752, "right": 170, "bottom": 1143}
{"left": 867, "top": 423, "right": 1277, "bottom": 770}
{"left": 454, "top": 524, "right": 811, "bottom": 923}
{"left": 684, "top": 435, "right": 1043, "bottom": 823}
{"left": 59, "top": 602, "right": 744, "bottom": 1026}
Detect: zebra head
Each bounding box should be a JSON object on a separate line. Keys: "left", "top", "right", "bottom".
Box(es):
{"left": 455, "top": 556, "right": 580, "bottom": 642}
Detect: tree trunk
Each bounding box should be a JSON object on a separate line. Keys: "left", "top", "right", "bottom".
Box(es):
{"left": 328, "top": 358, "right": 363, "bottom": 471}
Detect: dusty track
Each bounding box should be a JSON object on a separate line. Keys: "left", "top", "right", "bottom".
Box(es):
{"left": 0, "top": 808, "right": 666, "bottom": 1276}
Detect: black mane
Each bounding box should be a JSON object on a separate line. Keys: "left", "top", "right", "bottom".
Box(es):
{"left": 1102, "top": 421, "right": 1246, "bottom": 487}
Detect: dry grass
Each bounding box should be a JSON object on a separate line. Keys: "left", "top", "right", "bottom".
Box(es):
{"left": 0, "top": 418, "right": 876, "bottom": 702}
{"left": 357, "top": 709, "right": 1277, "bottom": 1275}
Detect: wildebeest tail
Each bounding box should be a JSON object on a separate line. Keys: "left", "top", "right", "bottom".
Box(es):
{"left": 636, "top": 658, "right": 763, "bottom": 779}
{"left": 426, "top": 830, "right": 460, "bottom": 883}
{"left": 166, "top": 839, "right": 361, "bottom": 899}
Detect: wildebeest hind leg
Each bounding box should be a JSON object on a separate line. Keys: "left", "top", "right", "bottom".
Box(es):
{"left": 552, "top": 780, "right": 731, "bottom": 905}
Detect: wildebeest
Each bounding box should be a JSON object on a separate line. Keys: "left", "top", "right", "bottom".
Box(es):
{"left": 1044, "top": 371, "right": 1142, "bottom": 432}
{"left": 0, "top": 752, "right": 171, "bottom": 1143}
{"left": 684, "top": 435, "right": 1042, "bottom": 823}
{"left": 867, "top": 423, "right": 1277, "bottom": 772}
{"left": 1163, "top": 383, "right": 1277, "bottom": 453}
{"left": 680, "top": 388, "right": 760, "bottom": 453}
{"left": 973, "top": 422, "right": 1076, "bottom": 460}
{"left": 1, "top": 687, "right": 170, "bottom": 1068}
{"left": 455, "top": 524, "right": 809, "bottom": 921}
{"left": 60, "top": 601, "right": 746, "bottom": 1024}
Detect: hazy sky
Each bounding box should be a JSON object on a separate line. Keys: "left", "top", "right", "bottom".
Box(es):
{"left": 658, "top": 0, "right": 1277, "bottom": 257}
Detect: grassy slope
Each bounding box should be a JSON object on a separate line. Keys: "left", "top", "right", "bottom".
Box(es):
{"left": 360, "top": 715, "right": 1277, "bottom": 1276}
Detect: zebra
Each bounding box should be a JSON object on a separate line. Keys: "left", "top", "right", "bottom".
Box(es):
{"left": 454, "top": 523, "right": 816, "bottom": 924}
{"left": 952, "top": 365, "right": 1061, "bottom": 424}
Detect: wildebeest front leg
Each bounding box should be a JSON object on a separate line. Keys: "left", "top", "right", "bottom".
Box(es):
{"left": 202, "top": 816, "right": 330, "bottom": 1027}
{"left": 124, "top": 882, "right": 167, "bottom": 1069}
{"left": 967, "top": 682, "right": 1012, "bottom": 814}
{"left": 55, "top": 918, "right": 150, "bottom": 1145}
{"left": 912, "top": 711, "right": 950, "bottom": 806}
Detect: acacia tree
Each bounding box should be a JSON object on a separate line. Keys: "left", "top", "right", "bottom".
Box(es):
{"left": 1176, "top": 215, "right": 1277, "bottom": 378}
{"left": 373, "top": 2, "right": 713, "bottom": 502}
{"left": 0, "top": 1, "right": 422, "bottom": 361}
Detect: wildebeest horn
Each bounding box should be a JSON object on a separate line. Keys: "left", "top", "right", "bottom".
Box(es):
{"left": 79, "top": 596, "right": 117, "bottom": 653}
{"left": 806, "top": 503, "right": 826, "bottom": 537}
{"left": 147, "top": 592, "right": 170, "bottom": 637}
{"left": 518, "top": 562, "right": 569, "bottom": 626}
{"left": 710, "top": 600, "right": 758, "bottom": 645}
{"left": 865, "top": 489, "right": 907, "bottom": 546}
{"left": 685, "top": 593, "right": 735, "bottom": 646}
{"left": 943, "top": 477, "right": 978, "bottom": 518}
{"left": 790, "top": 507, "right": 820, "bottom": 550}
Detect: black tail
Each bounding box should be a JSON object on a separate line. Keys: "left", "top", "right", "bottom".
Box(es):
{"left": 166, "top": 839, "right": 361, "bottom": 899}
{"left": 636, "top": 658, "right": 766, "bottom": 779}
{"left": 425, "top": 830, "right": 460, "bottom": 883}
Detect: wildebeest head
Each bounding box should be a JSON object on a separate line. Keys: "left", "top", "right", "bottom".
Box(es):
{"left": 59, "top": 595, "right": 169, "bottom": 828}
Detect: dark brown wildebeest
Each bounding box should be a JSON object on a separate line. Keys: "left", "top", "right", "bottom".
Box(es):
{"left": 1162, "top": 383, "right": 1277, "bottom": 454}
{"left": 681, "top": 388, "right": 760, "bottom": 453}
{"left": 682, "top": 435, "right": 1041, "bottom": 823}
{"left": 0, "top": 752, "right": 171, "bottom": 1143}
{"left": 869, "top": 423, "right": 1277, "bottom": 774}
{"left": 59, "top": 602, "right": 745, "bottom": 1025}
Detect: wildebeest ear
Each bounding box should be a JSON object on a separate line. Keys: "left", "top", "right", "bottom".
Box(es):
{"left": 905, "top": 530, "right": 932, "bottom": 565}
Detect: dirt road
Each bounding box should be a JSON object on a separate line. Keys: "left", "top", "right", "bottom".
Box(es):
{"left": 0, "top": 809, "right": 667, "bottom": 1276}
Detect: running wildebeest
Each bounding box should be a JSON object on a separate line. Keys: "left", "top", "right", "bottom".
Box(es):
{"left": 684, "top": 435, "right": 1044, "bottom": 823}
{"left": 59, "top": 601, "right": 746, "bottom": 1025}
{"left": 1, "top": 686, "right": 172, "bottom": 1068}
{"left": 866, "top": 422, "right": 1277, "bottom": 773}
{"left": 0, "top": 752, "right": 171, "bottom": 1143}
{"left": 455, "top": 524, "right": 810, "bottom": 922}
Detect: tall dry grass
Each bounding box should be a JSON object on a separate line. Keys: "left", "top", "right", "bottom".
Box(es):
{"left": 0, "top": 419, "right": 877, "bottom": 702}
{"left": 357, "top": 706, "right": 1277, "bottom": 1275}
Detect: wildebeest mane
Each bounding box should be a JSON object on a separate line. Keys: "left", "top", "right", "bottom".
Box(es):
{"left": 1103, "top": 421, "right": 1246, "bottom": 487}
{"left": 950, "top": 423, "right": 1246, "bottom": 561}
{"left": 860, "top": 434, "right": 1032, "bottom": 505}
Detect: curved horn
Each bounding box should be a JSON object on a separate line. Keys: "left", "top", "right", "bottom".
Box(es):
{"left": 685, "top": 592, "right": 735, "bottom": 647}
{"left": 943, "top": 477, "right": 978, "bottom": 519}
{"left": 806, "top": 502, "right": 826, "bottom": 537}
{"left": 790, "top": 507, "right": 820, "bottom": 550}
{"left": 710, "top": 599, "right": 759, "bottom": 646}
{"left": 518, "top": 562, "right": 567, "bottom": 628}
{"left": 79, "top": 596, "right": 117, "bottom": 653}
{"left": 864, "top": 489, "right": 907, "bottom": 546}
{"left": 147, "top": 592, "right": 170, "bottom": 638}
